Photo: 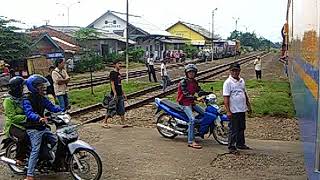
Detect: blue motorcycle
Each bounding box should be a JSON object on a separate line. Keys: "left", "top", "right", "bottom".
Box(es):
{"left": 155, "top": 93, "right": 230, "bottom": 145}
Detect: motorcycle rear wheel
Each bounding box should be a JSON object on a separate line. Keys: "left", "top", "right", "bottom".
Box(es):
{"left": 212, "top": 121, "right": 230, "bottom": 146}
{"left": 156, "top": 113, "right": 178, "bottom": 139}
{"left": 5, "top": 142, "right": 26, "bottom": 175}
{"left": 69, "top": 148, "right": 102, "bottom": 180}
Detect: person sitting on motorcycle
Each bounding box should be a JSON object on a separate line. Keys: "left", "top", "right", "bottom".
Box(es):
{"left": 22, "top": 75, "right": 62, "bottom": 180}
{"left": 3, "top": 76, "right": 28, "bottom": 166}
{"left": 177, "top": 64, "right": 208, "bottom": 149}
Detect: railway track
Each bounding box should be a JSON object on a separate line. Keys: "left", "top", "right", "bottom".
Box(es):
{"left": 68, "top": 59, "right": 202, "bottom": 90}
{"left": 72, "top": 52, "right": 269, "bottom": 125}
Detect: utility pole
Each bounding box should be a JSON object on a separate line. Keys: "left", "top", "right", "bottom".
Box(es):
{"left": 56, "top": 1, "right": 80, "bottom": 25}
{"left": 126, "top": 0, "right": 129, "bottom": 82}
{"left": 211, "top": 8, "right": 217, "bottom": 61}
{"left": 233, "top": 17, "right": 240, "bottom": 31}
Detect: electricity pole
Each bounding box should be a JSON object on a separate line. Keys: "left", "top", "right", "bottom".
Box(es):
{"left": 126, "top": 0, "right": 129, "bottom": 82}
{"left": 211, "top": 8, "right": 217, "bottom": 61}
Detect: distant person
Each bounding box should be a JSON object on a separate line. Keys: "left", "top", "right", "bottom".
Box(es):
{"left": 102, "top": 60, "right": 129, "bottom": 128}
{"left": 160, "top": 59, "right": 169, "bottom": 91}
{"left": 147, "top": 53, "right": 157, "bottom": 82}
{"left": 223, "top": 63, "right": 252, "bottom": 154}
{"left": 46, "top": 65, "right": 56, "bottom": 104}
{"left": 253, "top": 56, "right": 262, "bottom": 80}
{"left": 52, "top": 58, "right": 70, "bottom": 111}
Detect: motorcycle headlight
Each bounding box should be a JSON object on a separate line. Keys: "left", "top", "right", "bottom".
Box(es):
{"left": 206, "top": 94, "right": 217, "bottom": 104}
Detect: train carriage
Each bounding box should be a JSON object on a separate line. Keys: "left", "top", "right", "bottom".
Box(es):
{"left": 285, "top": 0, "right": 320, "bottom": 179}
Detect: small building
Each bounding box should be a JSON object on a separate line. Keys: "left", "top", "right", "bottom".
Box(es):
{"left": 87, "top": 10, "right": 187, "bottom": 59}
{"left": 28, "top": 26, "right": 80, "bottom": 61}
{"left": 166, "top": 21, "right": 219, "bottom": 48}
{"left": 24, "top": 33, "right": 64, "bottom": 75}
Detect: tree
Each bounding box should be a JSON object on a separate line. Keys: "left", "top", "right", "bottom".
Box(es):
{"left": 228, "top": 30, "right": 275, "bottom": 51}
{"left": 74, "top": 28, "right": 102, "bottom": 94}
{"left": 183, "top": 44, "right": 199, "bottom": 59}
{"left": 228, "top": 30, "right": 241, "bottom": 40}
{"left": 0, "top": 16, "right": 31, "bottom": 61}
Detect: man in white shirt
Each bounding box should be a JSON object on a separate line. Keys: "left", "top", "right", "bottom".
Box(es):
{"left": 253, "top": 56, "right": 262, "bottom": 80}
{"left": 160, "top": 59, "right": 169, "bottom": 91}
{"left": 223, "top": 63, "right": 252, "bottom": 154}
{"left": 52, "top": 58, "right": 70, "bottom": 111}
{"left": 147, "top": 53, "right": 157, "bottom": 82}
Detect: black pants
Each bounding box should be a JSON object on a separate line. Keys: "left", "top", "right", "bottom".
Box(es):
{"left": 9, "top": 125, "right": 29, "bottom": 161}
{"left": 255, "top": 70, "right": 262, "bottom": 79}
{"left": 228, "top": 112, "right": 246, "bottom": 149}
{"left": 148, "top": 65, "right": 157, "bottom": 82}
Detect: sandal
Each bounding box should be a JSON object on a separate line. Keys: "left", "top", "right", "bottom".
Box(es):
{"left": 122, "top": 124, "right": 133, "bottom": 128}
{"left": 102, "top": 124, "right": 111, "bottom": 128}
{"left": 188, "top": 143, "right": 202, "bottom": 149}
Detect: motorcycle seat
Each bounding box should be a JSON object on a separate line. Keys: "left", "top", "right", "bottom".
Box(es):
{"left": 160, "top": 99, "right": 184, "bottom": 113}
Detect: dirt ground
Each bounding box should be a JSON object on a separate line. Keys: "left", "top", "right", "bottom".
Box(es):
{"left": 0, "top": 53, "right": 307, "bottom": 180}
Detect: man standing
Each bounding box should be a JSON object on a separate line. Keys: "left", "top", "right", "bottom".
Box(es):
{"left": 223, "top": 63, "right": 252, "bottom": 154}
{"left": 102, "top": 60, "right": 128, "bottom": 128}
{"left": 52, "top": 58, "right": 70, "bottom": 111}
{"left": 253, "top": 56, "right": 262, "bottom": 80}
{"left": 46, "top": 65, "right": 56, "bottom": 104}
{"left": 160, "top": 59, "right": 169, "bottom": 92}
{"left": 147, "top": 53, "right": 157, "bottom": 82}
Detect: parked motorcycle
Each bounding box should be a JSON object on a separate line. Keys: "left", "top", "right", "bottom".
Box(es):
{"left": 155, "top": 93, "right": 230, "bottom": 145}
{"left": 0, "top": 112, "right": 102, "bottom": 180}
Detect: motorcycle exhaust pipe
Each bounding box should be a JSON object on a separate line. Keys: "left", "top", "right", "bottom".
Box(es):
{"left": 0, "top": 156, "right": 16, "bottom": 165}
{"left": 156, "top": 123, "right": 184, "bottom": 135}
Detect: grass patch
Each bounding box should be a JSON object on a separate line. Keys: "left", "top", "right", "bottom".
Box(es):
{"left": 165, "top": 80, "right": 294, "bottom": 118}
{"left": 69, "top": 81, "right": 157, "bottom": 108}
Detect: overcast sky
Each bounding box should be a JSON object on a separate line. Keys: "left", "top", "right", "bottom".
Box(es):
{"left": 1, "top": 0, "right": 287, "bottom": 42}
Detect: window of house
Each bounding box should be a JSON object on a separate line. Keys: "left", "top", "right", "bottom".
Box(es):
{"left": 105, "top": 20, "right": 108, "bottom": 24}
{"left": 113, "top": 20, "right": 117, "bottom": 24}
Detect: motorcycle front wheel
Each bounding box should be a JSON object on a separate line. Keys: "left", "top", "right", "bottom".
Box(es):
{"left": 212, "top": 121, "right": 230, "bottom": 146}
{"left": 69, "top": 148, "right": 102, "bottom": 180}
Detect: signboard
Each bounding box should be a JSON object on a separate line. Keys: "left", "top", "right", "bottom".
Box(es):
{"left": 46, "top": 52, "right": 64, "bottom": 59}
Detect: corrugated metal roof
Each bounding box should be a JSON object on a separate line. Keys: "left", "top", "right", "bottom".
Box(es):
{"left": 180, "top": 21, "right": 212, "bottom": 39}
{"left": 48, "top": 26, "right": 136, "bottom": 44}
{"left": 168, "top": 21, "right": 220, "bottom": 40}
{"left": 88, "top": 11, "right": 171, "bottom": 37}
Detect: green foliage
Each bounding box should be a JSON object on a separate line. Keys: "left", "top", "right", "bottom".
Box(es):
{"left": 69, "top": 81, "right": 157, "bottom": 108}
{"left": 74, "top": 28, "right": 103, "bottom": 72}
{"left": 183, "top": 44, "right": 199, "bottom": 58}
{"left": 106, "top": 52, "right": 122, "bottom": 63}
{"left": 228, "top": 30, "right": 276, "bottom": 51}
{"left": 105, "top": 48, "right": 145, "bottom": 63}
{"left": 74, "top": 28, "right": 101, "bottom": 42}
{"left": 128, "top": 47, "right": 144, "bottom": 62}
{"left": 74, "top": 51, "right": 104, "bottom": 72}
{"left": 0, "top": 16, "right": 31, "bottom": 61}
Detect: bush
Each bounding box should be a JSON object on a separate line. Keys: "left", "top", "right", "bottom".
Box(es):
{"left": 105, "top": 52, "right": 123, "bottom": 63}
{"left": 74, "top": 51, "right": 104, "bottom": 73}
{"left": 128, "top": 48, "right": 144, "bottom": 62}
{"left": 183, "top": 44, "right": 199, "bottom": 59}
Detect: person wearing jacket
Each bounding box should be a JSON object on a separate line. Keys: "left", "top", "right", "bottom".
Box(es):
{"left": 3, "top": 76, "right": 28, "bottom": 166}
{"left": 177, "top": 64, "right": 208, "bottom": 149}
{"left": 22, "top": 75, "right": 62, "bottom": 180}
